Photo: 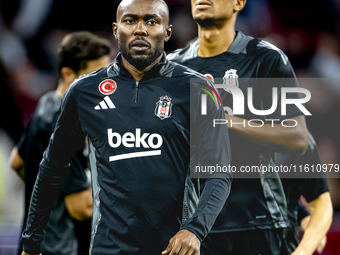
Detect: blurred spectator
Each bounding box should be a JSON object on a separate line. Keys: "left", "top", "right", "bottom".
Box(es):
{"left": 0, "top": 58, "right": 24, "bottom": 143}
{"left": 310, "top": 33, "right": 340, "bottom": 80}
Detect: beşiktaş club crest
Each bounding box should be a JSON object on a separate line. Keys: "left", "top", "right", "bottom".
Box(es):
{"left": 223, "top": 69, "right": 239, "bottom": 93}
{"left": 155, "top": 96, "right": 172, "bottom": 120}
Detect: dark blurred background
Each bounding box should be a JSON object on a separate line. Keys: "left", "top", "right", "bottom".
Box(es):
{"left": 0, "top": 0, "right": 340, "bottom": 254}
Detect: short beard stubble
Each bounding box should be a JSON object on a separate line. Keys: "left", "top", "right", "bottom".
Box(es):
{"left": 119, "top": 41, "right": 164, "bottom": 71}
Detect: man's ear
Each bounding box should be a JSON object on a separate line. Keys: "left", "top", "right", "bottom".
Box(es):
{"left": 164, "top": 24, "right": 173, "bottom": 42}
{"left": 60, "top": 67, "right": 76, "bottom": 83}
{"left": 112, "top": 22, "right": 118, "bottom": 40}
{"left": 235, "top": 0, "right": 246, "bottom": 12}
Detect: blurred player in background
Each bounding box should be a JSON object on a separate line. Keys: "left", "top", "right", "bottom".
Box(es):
{"left": 277, "top": 131, "right": 332, "bottom": 255}
{"left": 167, "top": 0, "right": 332, "bottom": 254}
{"left": 0, "top": 58, "right": 24, "bottom": 144}
{"left": 19, "top": 0, "right": 232, "bottom": 254}
{"left": 9, "top": 31, "right": 111, "bottom": 255}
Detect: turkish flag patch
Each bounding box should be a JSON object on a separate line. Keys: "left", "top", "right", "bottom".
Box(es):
{"left": 98, "top": 79, "right": 117, "bottom": 95}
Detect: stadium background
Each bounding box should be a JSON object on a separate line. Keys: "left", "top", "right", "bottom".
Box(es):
{"left": 0, "top": 0, "right": 339, "bottom": 254}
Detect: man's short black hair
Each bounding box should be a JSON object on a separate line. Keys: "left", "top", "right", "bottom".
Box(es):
{"left": 58, "top": 31, "right": 111, "bottom": 75}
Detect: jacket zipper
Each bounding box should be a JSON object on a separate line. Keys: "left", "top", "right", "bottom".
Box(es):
{"left": 134, "top": 81, "right": 139, "bottom": 103}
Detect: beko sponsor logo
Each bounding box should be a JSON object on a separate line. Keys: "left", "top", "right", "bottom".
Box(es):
{"left": 107, "top": 128, "right": 162, "bottom": 162}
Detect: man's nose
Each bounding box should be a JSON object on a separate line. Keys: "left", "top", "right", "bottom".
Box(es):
{"left": 134, "top": 21, "right": 148, "bottom": 36}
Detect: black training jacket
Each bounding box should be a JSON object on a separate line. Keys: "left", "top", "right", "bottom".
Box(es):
{"left": 21, "top": 53, "right": 232, "bottom": 255}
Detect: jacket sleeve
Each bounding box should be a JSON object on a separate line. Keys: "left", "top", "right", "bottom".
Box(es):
{"left": 180, "top": 77, "right": 232, "bottom": 241}
{"left": 21, "top": 82, "right": 86, "bottom": 254}
{"left": 259, "top": 49, "right": 304, "bottom": 120}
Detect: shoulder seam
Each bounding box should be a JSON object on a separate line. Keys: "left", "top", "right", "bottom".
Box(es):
{"left": 257, "top": 40, "right": 288, "bottom": 65}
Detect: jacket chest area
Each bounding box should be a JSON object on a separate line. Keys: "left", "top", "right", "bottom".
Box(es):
{"left": 79, "top": 79, "right": 190, "bottom": 138}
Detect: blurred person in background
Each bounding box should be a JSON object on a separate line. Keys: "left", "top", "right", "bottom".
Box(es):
{"left": 9, "top": 31, "right": 111, "bottom": 255}
{"left": 168, "top": 0, "right": 331, "bottom": 254}
{"left": 0, "top": 57, "right": 25, "bottom": 226}
{"left": 0, "top": 58, "right": 24, "bottom": 144}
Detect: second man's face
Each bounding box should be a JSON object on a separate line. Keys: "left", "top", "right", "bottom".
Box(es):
{"left": 113, "top": 0, "right": 172, "bottom": 70}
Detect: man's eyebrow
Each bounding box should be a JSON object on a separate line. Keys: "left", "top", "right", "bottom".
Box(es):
{"left": 144, "top": 14, "right": 162, "bottom": 20}
{"left": 121, "top": 13, "right": 138, "bottom": 19}
{"left": 121, "top": 13, "right": 162, "bottom": 20}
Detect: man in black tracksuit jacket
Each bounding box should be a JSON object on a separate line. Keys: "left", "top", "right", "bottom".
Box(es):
{"left": 167, "top": 0, "right": 332, "bottom": 254}
{"left": 21, "top": 1, "right": 232, "bottom": 254}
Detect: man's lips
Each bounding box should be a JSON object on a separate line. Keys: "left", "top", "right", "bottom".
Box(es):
{"left": 195, "top": 0, "right": 213, "bottom": 10}
{"left": 130, "top": 40, "right": 150, "bottom": 51}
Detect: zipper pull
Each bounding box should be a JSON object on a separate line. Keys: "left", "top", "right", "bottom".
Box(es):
{"left": 134, "top": 81, "right": 139, "bottom": 103}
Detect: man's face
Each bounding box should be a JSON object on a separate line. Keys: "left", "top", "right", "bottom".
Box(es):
{"left": 191, "top": 0, "right": 236, "bottom": 23}
{"left": 113, "top": 0, "right": 172, "bottom": 70}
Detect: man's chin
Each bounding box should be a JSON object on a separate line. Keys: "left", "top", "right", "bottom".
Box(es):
{"left": 193, "top": 14, "right": 216, "bottom": 27}
{"left": 193, "top": 11, "right": 214, "bottom": 20}
{"left": 126, "top": 55, "right": 151, "bottom": 70}
{"left": 120, "top": 45, "right": 163, "bottom": 70}
{"left": 130, "top": 55, "right": 149, "bottom": 63}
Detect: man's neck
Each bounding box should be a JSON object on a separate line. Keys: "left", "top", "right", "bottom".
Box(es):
{"left": 56, "top": 81, "right": 69, "bottom": 98}
{"left": 121, "top": 54, "right": 163, "bottom": 81}
{"left": 197, "top": 19, "right": 236, "bottom": 58}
